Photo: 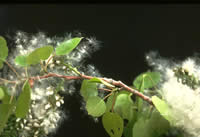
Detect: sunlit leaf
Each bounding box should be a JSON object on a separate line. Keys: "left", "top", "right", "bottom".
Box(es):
{"left": 86, "top": 96, "right": 106, "bottom": 117}
{"left": 15, "top": 55, "right": 28, "bottom": 67}
{"left": 0, "top": 87, "right": 5, "bottom": 100}
{"left": 80, "top": 80, "right": 98, "bottom": 101}
{"left": 102, "top": 112, "right": 123, "bottom": 137}
{"left": 27, "top": 45, "right": 53, "bottom": 65}
{"left": 0, "top": 36, "right": 8, "bottom": 69}
{"left": 152, "top": 96, "right": 174, "bottom": 123}
{"left": 15, "top": 80, "right": 31, "bottom": 118}
{"left": 89, "top": 77, "right": 115, "bottom": 88}
{"left": 133, "top": 71, "right": 160, "bottom": 90}
{"left": 55, "top": 37, "right": 83, "bottom": 55}
{"left": 107, "top": 91, "right": 134, "bottom": 121}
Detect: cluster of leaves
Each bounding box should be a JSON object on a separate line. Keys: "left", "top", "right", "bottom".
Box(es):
{"left": 15, "top": 37, "right": 83, "bottom": 67}
{"left": 0, "top": 34, "right": 183, "bottom": 137}
{"left": 80, "top": 71, "right": 181, "bottom": 137}
{"left": 0, "top": 36, "right": 83, "bottom": 136}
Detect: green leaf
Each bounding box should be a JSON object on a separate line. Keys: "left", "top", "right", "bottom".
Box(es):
{"left": 15, "top": 55, "right": 28, "bottom": 67}
{"left": 152, "top": 96, "right": 173, "bottom": 123}
{"left": 132, "top": 110, "right": 170, "bottom": 137}
{"left": 89, "top": 77, "right": 115, "bottom": 88}
{"left": 133, "top": 71, "right": 160, "bottom": 90}
{"left": 86, "top": 96, "right": 106, "bottom": 117}
{"left": 148, "top": 110, "right": 170, "bottom": 136}
{"left": 0, "top": 36, "right": 8, "bottom": 69}
{"left": 0, "top": 86, "right": 15, "bottom": 105}
{"left": 135, "top": 77, "right": 145, "bottom": 113}
{"left": 55, "top": 37, "right": 83, "bottom": 55}
{"left": 0, "top": 87, "right": 5, "bottom": 100}
{"left": 15, "top": 80, "right": 31, "bottom": 118}
{"left": 102, "top": 112, "right": 124, "bottom": 137}
{"left": 27, "top": 45, "right": 53, "bottom": 65}
{"left": 0, "top": 104, "right": 15, "bottom": 135}
{"left": 80, "top": 80, "right": 98, "bottom": 101}
{"left": 0, "top": 95, "right": 16, "bottom": 135}
{"left": 108, "top": 91, "right": 135, "bottom": 121}
{"left": 0, "top": 86, "right": 15, "bottom": 104}
{"left": 132, "top": 117, "right": 150, "bottom": 137}
{"left": 0, "top": 86, "right": 16, "bottom": 135}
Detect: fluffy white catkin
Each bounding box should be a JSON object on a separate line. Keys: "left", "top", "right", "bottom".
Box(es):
{"left": 146, "top": 51, "right": 200, "bottom": 137}
{"left": 0, "top": 31, "right": 102, "bottom": 137}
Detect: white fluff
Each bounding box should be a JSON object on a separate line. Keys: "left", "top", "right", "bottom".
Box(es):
{"left": 146, "top": 51, "right": 200, "bottom": 137}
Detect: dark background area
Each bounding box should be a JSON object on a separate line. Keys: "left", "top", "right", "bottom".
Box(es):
{"left": 1, "top": 4, "right": 200, "bottom": 137}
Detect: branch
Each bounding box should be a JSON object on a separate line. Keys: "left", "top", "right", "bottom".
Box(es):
{"left": 0, "top": 78, "right": 17, "bottom": 84}
{"left": 30, "top": 73, "right": 153, "bottom": 105}
{"left": 4, "top": 61, "right": 20, "bottom": 79}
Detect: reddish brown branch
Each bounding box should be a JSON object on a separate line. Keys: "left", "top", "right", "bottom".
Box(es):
{"left": 29, "top": 73, "right": 153, "bottom": 105}
{"left": 108, "top": 80, "right": 153, "bottom": 105}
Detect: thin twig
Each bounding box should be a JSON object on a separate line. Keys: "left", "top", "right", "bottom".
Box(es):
{"left": 111, "top": 92, "right": 117, "bottom": 112}
{"left": 25, "top": 67, "right": 28, "bottom": 78}
{"left": 62, "top": 63, "right": 81, "bottom": 76}
{"left": 4, "top": 61, "right": 20, "bottom": 78}
{"left": 103, "top": 92, "right": 113, "bottom": 100}
{"left": 44, "top": 54, "right": 54, "bottom": 72}
{"left": 98, "top": 88, "right": 112, "bottom": 92}
{"left": 0, "top": 78, "right": 16, "bottom": 84}
{"left": 40, "top": 60, "right": 46, "bottom": 72}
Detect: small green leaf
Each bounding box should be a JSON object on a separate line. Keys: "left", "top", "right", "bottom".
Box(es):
{"left": 133, "top": 71, "right": 160, "bottom": 90}
{"left": 80, "top": 80, "right": 98, "bottom": 101}
{"left": 15, "top": 55, "right": 28, "bottom": 67}
{"left": 15, "top": 80, "right": 31, "bottom": 118}
{"left": 0, "top": 86, "right": 15, "bottom": 104}
{"left": 0, "top": 88, "right": 5, "bottom": 100}
{"left": 0, "top": 101, "right": 15, "bottom": 134}
{"left": 102, "top": 112, "right": 124, "bottom": 137}
{"left": 55, "top": 37, "right": 83, "bottom": 55}
{"left": 27, "top": 45, "right": 53, "bottom": 65}
{"left": 89, "top": 77, "right": 115, "bottom": 88}
{"left": 0, "top": 36, "right": 8, "bottom": 69}
{"left": 152, "top": 96, "right": 173, "bottom": 123}
{"left": 107, "top": 91, "right": 135, "bottom": 121}
{"left": 86, "top": 96, "right": 106, "bottom": 117}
